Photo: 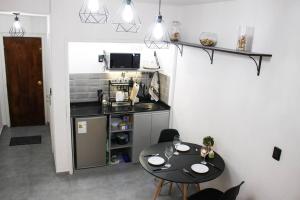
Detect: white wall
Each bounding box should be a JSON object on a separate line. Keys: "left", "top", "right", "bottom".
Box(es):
{"left": 172, "top": 0, "right": 300, "bottom": 200}
{"left": 0, "top": 0, "right": 50, "bottom": 14}
{"left": 50, "top": 0, "right": 182, "bottom": 173}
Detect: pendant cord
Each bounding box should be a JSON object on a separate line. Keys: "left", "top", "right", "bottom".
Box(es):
{"left": 159, "top": 0, "right": 161, "bottom": 16}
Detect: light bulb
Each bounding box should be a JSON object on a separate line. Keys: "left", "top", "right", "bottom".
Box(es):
{"left": 122, "top": 4, "right": 134, "bottom": 23}
{"left": 87, "top": 0, "right": 99, "bottom": 13}
{"left": 153, "top": 22, "right": 164, "bottom": 40}
{"left": 13, "top": 21, "right": 21, "bottom": 30}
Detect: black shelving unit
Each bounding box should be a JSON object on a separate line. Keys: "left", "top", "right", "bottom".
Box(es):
{"left": 171, "top": 41, "right": 272, "bottom": 76}
{"left": 108, "top": 114, "right": 133, "bottom": 165}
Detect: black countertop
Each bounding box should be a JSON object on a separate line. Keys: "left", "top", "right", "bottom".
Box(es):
{"left": 70, "top": 101, "right": 170, "bottom": 117}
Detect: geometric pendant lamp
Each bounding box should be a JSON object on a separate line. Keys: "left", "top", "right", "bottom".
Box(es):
{"left": 9, "top": 13, "right": 25, "bottom": 37}
{"left": 144, "top": 0, "right": 169, "bottom": 49}
{"left": 111, "top": 0, "right": 141, "bottom": 33}
{"left": 79, "top": 0, "right": 109, "bottom": 24}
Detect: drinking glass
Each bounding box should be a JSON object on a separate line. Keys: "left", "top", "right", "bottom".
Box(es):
{"left": 173, "top": 135, "right": 181, "bottom": 155}
{"left": 164, "top": 145, "right": 174, "bottom": 168}
{"left": 200, "top": 146, "right": 209, "bottom": 164}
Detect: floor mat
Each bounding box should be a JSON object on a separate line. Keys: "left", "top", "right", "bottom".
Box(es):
{"left": 9, "top": 135, "right": 42, "bottom": 146}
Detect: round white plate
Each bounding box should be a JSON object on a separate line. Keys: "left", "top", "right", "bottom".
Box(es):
{"left": 148, "top": 156, "right": 165, "bottom": 166}
{"left": 191, "top": 164, "right": 209, "bottom": 174}
{"left": 175, "top": 144, "right": 190, "bottom": 152}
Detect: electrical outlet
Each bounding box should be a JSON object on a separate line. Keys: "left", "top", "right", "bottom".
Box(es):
{"left": 272, "top": 146, "right": 282, "bottom": 161}
{"left": 98, "top": 55, "right": 104, "bottom": 62}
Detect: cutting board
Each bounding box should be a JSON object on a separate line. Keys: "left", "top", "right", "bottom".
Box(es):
{"left": 130, "top": 82, "right": 139, "bottom": 104}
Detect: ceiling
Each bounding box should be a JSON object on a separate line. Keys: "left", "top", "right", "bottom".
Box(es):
{"left": 137, "top": 0, "right": 230, "bottom": 5}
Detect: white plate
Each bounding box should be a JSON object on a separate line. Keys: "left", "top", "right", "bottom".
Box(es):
{"left": 175, "top": 144, "right": 190, "bottom": 152}
{"left": 191, "top": 164, "right": 209, "bottom": 174}
{"left": 148, "top": 156, "right": 165, "bottom": 166}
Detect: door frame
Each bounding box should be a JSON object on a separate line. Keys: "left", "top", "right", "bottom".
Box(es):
{"left": 0, "top": 33, "right": 49, "bottom": 127}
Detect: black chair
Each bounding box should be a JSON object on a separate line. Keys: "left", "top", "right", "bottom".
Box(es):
{"left": 158, "top": 129, "right": 180, "bottom": 143}
{"left": 189, "top": 181, "right": 245, "bottom": 200}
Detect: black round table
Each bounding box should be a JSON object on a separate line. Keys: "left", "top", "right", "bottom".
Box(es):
{"left": 139, "top": 142, "right": 225, "bottom": 200}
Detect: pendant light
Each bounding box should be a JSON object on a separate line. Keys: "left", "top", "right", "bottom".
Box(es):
{"left": 144, "top": 0, "right": 169, "bottom": 49}
{"left": 111, "top": 0, "right": 141, "bottom": 33}
{"left": 79, "top": 0, "right": 109, "bottom": 24}
{"left": 9, "top": 13, "right": 25, "bottom": 37}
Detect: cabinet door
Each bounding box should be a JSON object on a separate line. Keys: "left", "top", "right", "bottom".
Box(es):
{"left": 132, "top": 113, "right": 152, "bottom": 163}
{"left": 151, "top": 111, "right": 170, "bottom": 144}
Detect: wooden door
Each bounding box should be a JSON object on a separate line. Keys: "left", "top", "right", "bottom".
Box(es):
{"left": 3, "top": 37, "right": 45, "bottom": 127}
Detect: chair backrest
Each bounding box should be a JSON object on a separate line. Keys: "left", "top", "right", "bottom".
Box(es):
{"left": 158, "top": 129, "right": 180, "bottom": 143}
{"left": 219, "top": 181, "right": 245, "bottom": 200}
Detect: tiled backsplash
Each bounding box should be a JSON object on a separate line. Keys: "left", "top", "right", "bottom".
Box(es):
{"left": 69, "top": 72, "right": 170, "bottom": 104}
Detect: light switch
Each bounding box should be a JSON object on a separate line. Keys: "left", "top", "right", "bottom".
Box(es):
{"left": 272, "top": 146, "right": 282, "bottom": 161}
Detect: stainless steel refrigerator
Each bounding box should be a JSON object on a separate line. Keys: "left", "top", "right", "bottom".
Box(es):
{"left": 74, "top": 116, "right": 107, "bottom": 169}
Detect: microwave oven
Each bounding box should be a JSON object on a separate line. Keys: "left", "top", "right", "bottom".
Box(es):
{"left": 109, "top": 53, "right": 140, "bottom": 70}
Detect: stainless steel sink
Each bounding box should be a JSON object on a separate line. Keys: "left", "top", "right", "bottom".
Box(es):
{"left": 134, "top": 103, "right": 161, "bottom": 110}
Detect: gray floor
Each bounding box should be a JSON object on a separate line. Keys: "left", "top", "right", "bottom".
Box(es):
{"left": 0, "top": 126, "right": 190, "bottom": 200}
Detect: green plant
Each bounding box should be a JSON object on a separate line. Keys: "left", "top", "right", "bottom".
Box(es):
{"left": 203, "top": 136, "right": 214, "bottom": 147}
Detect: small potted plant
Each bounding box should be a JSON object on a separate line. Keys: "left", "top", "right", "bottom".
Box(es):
{"left": 203, "top": 136, "right": 215, "bottom": 158}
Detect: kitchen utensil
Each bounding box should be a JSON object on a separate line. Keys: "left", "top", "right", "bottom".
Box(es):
{"left": 173, "top": 135, "right": 181, "bottom": 155}
{"left": 191, "top": 164, "right": 209, "bottom": 174}
{"left": 183, "top": 168, "right": 196, "bottom": 178}
{"left": 175, "top": 144, "right": 190, "bottom": 152}
{"left": 116, "top": 133, "right": 129, "bottom": 145}
{"left": 130, "top": 82, "right": 139, "bottom": 105}
{"left": 164, "top": 145, "right": 174, "bottom": 168}
{"left": 200, "top": 146, "right": 209, "bottom": 163}
{"left": 148, "top": 156, "right": 165, "bottom": 166}
{"left": 153, "top": 167, "right": 169, "bottom": 172}
{"left": 202, "top": 161, "right": 222, "bottom": 171}
{"left": 144, "top": 153, "right": 159, "bottom": 157}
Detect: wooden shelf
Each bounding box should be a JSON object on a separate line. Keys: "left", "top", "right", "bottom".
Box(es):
{"left": 171, "top": 41, "right": 272, "bottom": 76}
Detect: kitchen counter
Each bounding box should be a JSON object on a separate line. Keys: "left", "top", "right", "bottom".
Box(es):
{"left": 70, "top": 101, "right": 170, "bottom": 117}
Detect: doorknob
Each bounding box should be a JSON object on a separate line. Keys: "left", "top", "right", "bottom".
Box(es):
{"left": 37, "top": 80, "right": 43, "bottom": 86}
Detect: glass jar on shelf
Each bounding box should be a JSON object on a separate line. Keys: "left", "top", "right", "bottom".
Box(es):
{"left": 199, "top": 32, "right": 218, "bottom": 47}
{"left": 170, "top": 21, "right": 181, "bottom": 42}
{"left": 236, "top": 26, "right": 255, "bottom": 51}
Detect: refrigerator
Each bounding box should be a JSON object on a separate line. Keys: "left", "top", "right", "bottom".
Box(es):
{"left": 74, "top": 116, "right": 107, "bottom": 169}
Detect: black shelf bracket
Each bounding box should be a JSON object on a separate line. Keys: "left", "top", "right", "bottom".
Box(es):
{"left": 249, "top": 56, "right": 263, "bottom": 76}
{"left": 202, "top": 49, "right": 215, "bottom": 64}
{"left": 174, "top": 43, "right": 184, "bottom": 56}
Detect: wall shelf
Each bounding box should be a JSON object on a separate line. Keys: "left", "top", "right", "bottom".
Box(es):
{"left": 171, "top": 41, "right": 272, "bottom": 76}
